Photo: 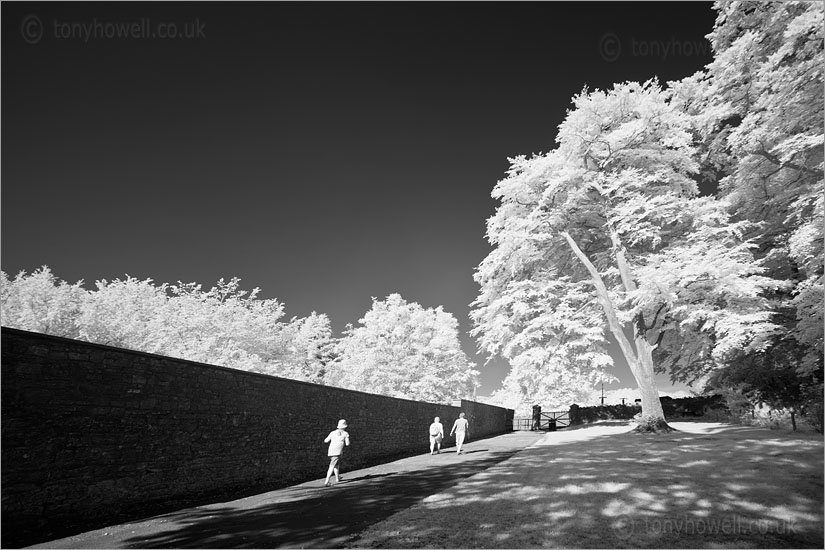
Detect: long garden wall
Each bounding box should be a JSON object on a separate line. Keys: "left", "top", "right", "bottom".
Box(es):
{"left": 1, "top": 327, "right": 513, "bottom": 547}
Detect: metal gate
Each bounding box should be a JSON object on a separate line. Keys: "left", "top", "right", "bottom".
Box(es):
{"left": 539, "top": 410, "right": 569, "bottom": 430}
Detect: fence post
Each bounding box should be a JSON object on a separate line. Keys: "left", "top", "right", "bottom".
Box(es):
{"left": 531, "top": 404, "right": 541, "bottom": 431}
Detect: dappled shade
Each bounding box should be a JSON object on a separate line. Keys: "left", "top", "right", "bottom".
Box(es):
{"left": 107, "top": 444, "right": 529, "bottom": 548}
{"left": 352, "top": 422, "right": 823, "bottom": 548}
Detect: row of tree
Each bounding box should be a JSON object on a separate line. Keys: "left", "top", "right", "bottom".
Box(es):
{"left": 0, "top": 267, "right": 479, "bottom": 404}
{"left": 472, "top": 1, "right": 823, "bottom": 430}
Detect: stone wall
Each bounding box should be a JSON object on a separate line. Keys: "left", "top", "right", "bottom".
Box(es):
{"left": 1, "top": 328, "right": 512, "bottom": 547}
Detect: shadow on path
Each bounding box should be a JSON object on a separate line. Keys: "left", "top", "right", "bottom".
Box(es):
{"left": 123, "top": 452, "right": 519, "bottom": 548}
{"left": 29, "top": 432, "right": 543, "bottom": 549}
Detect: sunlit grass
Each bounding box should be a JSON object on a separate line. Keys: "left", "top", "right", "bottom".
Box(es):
{"left": 349, "top": 421, "right": 823, "bottom": 548}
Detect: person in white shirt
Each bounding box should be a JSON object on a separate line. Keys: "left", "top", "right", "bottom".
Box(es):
{"left": 323, "top": 419, "right": 350, "bottom": 486}
{"left": 428, "top": 416, "right": 444, "bottom": 455}
{"left": 449, "top": 412, "right": 469, "bottom": 454}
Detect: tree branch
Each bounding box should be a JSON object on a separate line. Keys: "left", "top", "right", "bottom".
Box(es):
{"left": 561, "top": 231, "right": 638, "bottom": 369}
{"left": 752, "top": 147, "right": 824, "bottom": 179}
{"left": 607, "top": 226, "right": 637, "bottom": 293}
{"left": 645, "top": 302, "right": 668, "bottom": 332}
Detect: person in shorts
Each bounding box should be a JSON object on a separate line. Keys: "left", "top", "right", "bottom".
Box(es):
{"left": 428, "top": 416, "right": 444, "bottom": 454}
{"left": 323, "top": 419, "right": 350, "bottom": 487}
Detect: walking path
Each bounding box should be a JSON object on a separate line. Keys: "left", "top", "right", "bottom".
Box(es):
{"left": 28, "top": 431, "right": 545, "bottom": 549}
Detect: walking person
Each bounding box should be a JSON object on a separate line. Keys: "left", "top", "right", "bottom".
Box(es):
{"left": 449, "top": 412, "right": 469, "bottom": 454}
{"left": 428, "top": 416, "right": 444, "bottom": 455}
{"left": 323, "top": 419, "right": 350, "bottom": 487}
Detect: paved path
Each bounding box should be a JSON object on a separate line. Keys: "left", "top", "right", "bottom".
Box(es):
{"left": 28, "top": 431, "right": 545, "bottom": 549}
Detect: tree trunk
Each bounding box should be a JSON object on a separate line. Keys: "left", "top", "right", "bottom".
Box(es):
{"left": 633, "top": 335, "right": 672, "bottom": 432}
{"left": 562, "top": 231, "right": 673, "bottom": 432}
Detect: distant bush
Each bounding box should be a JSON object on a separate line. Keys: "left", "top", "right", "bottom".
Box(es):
{"left": 569, "top": 403, "right": 639, "bottom": 425}
{"left": 569, "top": 395, "right": 727, "bottom": 426}
{"left": 719, "top": 381, "right": 823, "bottom": 433}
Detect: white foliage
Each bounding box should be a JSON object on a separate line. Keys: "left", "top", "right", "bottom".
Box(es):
{"left": 0, "top": 267, "right": 86, "bottom": 338}
{"left": 0, "top": 267, "right": 333, "bottom": 383}
{"left": 473, "top": 76, "right": 783, "bottom": 410}
{"left": 696, "top": 0, "right": 824, "bottom": 377}
{"left": 327, "top": 293, "right": 479, "bottom": 403}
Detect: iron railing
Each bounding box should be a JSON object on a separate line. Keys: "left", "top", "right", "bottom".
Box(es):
{"left": 513, "top": 417, "right": 534, "bottom": 430}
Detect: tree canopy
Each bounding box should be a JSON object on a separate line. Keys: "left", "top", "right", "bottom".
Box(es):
{"left": 325, "top": 293, "right": 479, "bottom": 403}
{"left": 1, "top": 267, "right": 332, "bottom": 382}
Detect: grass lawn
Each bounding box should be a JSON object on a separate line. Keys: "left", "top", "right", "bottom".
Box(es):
{"left": 349, "top": 421, "right": 824, "bottom": 548}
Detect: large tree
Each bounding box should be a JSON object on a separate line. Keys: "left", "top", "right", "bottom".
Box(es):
{"left": 660, "top": 1, "right": 823, "bottom": 414}
{"left": 701, "top": 0, "right": 822, "bottom": 377}
{"left": 326, "top": 293, "right": 479, "bottom": 403}
{"left": 472, "top": 80, "right": 780, "bottom": 431}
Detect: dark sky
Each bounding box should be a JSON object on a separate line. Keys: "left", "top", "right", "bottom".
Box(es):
{"left": 2, "top": 1, "right": 717, "bottom": 395}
